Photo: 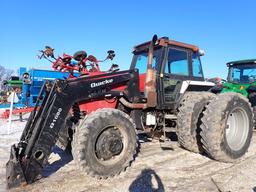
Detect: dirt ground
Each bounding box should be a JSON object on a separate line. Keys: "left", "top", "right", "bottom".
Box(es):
{"left": 1, "top": 116, "right": 256, "bottom": 192}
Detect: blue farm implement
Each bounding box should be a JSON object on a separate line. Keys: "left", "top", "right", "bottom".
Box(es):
{"left": 0, "top": 67, "right": 73, "bottom": 110}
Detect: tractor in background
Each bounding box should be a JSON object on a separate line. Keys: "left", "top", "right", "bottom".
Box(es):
{"left": 221, "top": 59, "right": 256, "bottom": 102}
{"left": 1, "top": 76, "right": 22, "bottom": 104}
{"left": 217, "top": 59, "right": 256, "bottom": 122}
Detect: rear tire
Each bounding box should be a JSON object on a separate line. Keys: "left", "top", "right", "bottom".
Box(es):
{"left": 177, "top": 92, "right": 215, "bottom": 153}
{"left": 200, "top": 92, "right": 253, "bottom": 162}
{"left": 72, "top": 108, "right": 138, "bottom": 178}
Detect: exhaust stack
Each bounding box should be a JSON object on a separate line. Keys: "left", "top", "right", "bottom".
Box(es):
{"left": 144, "top": 35, "right": 158, "bottom": 107}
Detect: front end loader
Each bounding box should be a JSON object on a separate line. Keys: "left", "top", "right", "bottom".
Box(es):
{"left": 6, "top": 68, "right": 144, "bottom": 187}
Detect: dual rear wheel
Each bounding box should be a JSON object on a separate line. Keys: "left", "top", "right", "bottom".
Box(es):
{"left": 177, "top": 92, "right": 253, "bottom": 162}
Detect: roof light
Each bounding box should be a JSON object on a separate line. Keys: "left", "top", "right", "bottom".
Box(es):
{"left": 199, "top": 49, "right": 205, "bottom": 56}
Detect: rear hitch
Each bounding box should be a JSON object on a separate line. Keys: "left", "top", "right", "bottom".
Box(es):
{"left": 6, "top": 144, "right": 27, "bottom": 189}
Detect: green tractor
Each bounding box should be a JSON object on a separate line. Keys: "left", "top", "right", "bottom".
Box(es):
{"left": 220, "top": 59, "right": 256, "bottom": 120}
{"left": 2, "top": 76, "right": 23, "bottom": 89}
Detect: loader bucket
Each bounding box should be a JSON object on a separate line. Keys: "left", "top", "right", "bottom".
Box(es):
{"left": 6, "top": 145, "right": 27, "bottom": 189}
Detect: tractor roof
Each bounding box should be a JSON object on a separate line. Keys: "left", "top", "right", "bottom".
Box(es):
{"left": 227, "top": 59, "right": 256, "bottom": 67}
{"left": 133, "top": 37, "right": 199, "bottom": 52}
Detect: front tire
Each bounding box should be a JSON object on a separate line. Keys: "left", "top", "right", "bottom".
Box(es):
{"left": 200, "top": 92, "right": 253, "bottom": 162}
{"left": 72, "top": 108, "right": 138, "bottom": 178}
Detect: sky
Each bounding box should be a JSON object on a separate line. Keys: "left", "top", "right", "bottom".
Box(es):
{"left": 0, "top": 0, "right": 255, "bottom": 78}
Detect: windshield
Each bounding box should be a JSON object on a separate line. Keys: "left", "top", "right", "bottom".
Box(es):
{"left": 228, "top": 64, "right": 256, "bottom": 84}
{"left": 132, "top": 48, "right": 162, "bottom": 74}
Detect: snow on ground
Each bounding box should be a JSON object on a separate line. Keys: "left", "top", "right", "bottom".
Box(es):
{"left": 0, "top": 109, "right": 28, "bottom": 146}
{"left": 0, "top": 111, "right": 256, "bottom": 191}
{"left": 0, "top": 110, "right": 28, "bottom": 192}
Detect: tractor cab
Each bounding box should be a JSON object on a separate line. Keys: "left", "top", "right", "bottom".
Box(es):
{"left": 227, "top": 59, "right": 256, "bottom": 84}
{"left": 130, "top": 37, "right": 214, "bottom": 110}
{"left": 222, "top": 59, "right": 256, "bottom": 97}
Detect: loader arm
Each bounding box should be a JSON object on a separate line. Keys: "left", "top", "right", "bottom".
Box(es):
{"left": 6, "top": 69, "right": 141, "bottom": 189}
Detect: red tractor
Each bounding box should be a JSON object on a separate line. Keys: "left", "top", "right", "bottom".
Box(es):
{"left": 6, "top": 35, "right": 253, "bottom": 189}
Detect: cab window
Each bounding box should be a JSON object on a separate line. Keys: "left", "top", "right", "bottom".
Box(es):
{"left": 165, "top": 48, "right": 189, "bottom": 76}
{"left": 133, "top": 48, "right": 162, "bottom": 74}
{"left": 192, "top": 53, "right": 203, "bottom": 78}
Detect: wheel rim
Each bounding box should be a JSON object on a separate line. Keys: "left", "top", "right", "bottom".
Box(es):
{"left": 95, "top": 126, "right": 125, "bottom": 164}
{"left": 225, "top": 107, "right": 249, "bottom": 151}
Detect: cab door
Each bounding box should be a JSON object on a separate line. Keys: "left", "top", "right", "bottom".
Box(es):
{"left": 159, "top": 47, "right": 190, "bottom": 109}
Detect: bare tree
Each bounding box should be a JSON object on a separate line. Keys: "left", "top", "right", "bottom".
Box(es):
{"left": 0, "top": 65, "right": 5, "bottom": 81}
{"left": 5, "top": 69, "right": 14, "bottom": 80}
{"left": 0, "top": 65, "right": 14, "bottom": 90}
